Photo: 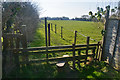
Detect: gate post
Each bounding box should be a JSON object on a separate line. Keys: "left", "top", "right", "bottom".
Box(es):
{"left": 101, "top": 7, "right": 110, "bottom": 61}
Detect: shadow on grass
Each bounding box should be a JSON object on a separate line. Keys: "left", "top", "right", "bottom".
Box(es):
{"left": 5, "top": 61, "right": 120, "bottom": 79}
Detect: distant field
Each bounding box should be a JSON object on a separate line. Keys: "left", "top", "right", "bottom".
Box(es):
{"left": 29, "top": 20, "right": 104, "bottom": 47}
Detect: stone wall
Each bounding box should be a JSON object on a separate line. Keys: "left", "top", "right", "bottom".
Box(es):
{"left": 114, "top": 20, "right": 120, "bottom": 69}
{"left": 104, "top": 19, "right": 120, "bottom": 69}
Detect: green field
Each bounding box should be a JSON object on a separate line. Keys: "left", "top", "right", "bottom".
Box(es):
{"left": 29, "top": 20, "right": 104, "bottom": 47}
{"left": 27, "top": 20, "right": 104, "bottom": 59}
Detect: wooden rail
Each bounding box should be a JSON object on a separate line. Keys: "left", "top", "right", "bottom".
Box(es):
{"left": 7, "top": 44, "right": 98, "bottom": 51}
{"left": 3, "top": 33, "right": 102, "bottom": 71}
{"left": 20, "top": 54, "right": 94, "bottom": 64}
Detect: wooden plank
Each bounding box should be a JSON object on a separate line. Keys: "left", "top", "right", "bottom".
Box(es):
{"left": 20, "top": 54, "right": 94, "bottom": 64}
{"left": 15, "top": 44, "right": 98, "bottom": 51}
{"left": 19, "top": 47, "right": 96, "bottom": 55}
{"left": 84, "top": 37, "right": 90, "bottom": 64}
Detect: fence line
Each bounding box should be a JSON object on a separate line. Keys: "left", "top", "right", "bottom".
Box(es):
{"left": 48, "top": 23, "right": 98, "bottom": 42}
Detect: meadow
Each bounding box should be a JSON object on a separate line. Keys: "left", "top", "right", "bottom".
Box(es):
{"left": 29, "top": 20, "right": 104, "bottom": 47}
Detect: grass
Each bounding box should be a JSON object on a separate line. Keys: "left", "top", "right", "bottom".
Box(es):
{"left": 28, "top": 20, "right": 104, "bottom": 47}
{"left": 6, "top": 61, "right": 120, "bottom": 79}
{"left": 28, "top": 20, "right": 104, "bottom": 60}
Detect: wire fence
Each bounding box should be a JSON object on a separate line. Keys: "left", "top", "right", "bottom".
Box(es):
{"left": 48, "top": 23, "right": 99, "bottom": 43}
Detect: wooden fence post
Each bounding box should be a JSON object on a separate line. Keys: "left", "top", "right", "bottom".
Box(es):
{"left": 72, "top": 31, "right": 77, "bottom": 69}
{"left": 72, "top": 44, "right": 75, "bottom": 69}
{"left": 45, "top": 17, "right": 48, "bottom": 63}
{"left": 84, "top": 37, "right": 90, "bottom": 64}
{"left": 48, "top": 23, "right": 50, "bottom": 46}
{"left": 55, "top": 24, "right": 57, "bottom": 33}
{"left": 51, "top": 23, "right": 53, "bottom": 31}
{"left": 61, "top": 26, "right": 63, "bottom": 38}
{"left": 74, "top": 31, "right": 77, "bottom": 44}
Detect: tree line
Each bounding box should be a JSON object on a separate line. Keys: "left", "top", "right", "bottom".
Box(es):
{"left": 40, "top": 15, "right": 92, "bottom": 21}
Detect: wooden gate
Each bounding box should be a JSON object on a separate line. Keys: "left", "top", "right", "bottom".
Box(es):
{"left": 2, "top": 33, "right": 27, "bottom": 77}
